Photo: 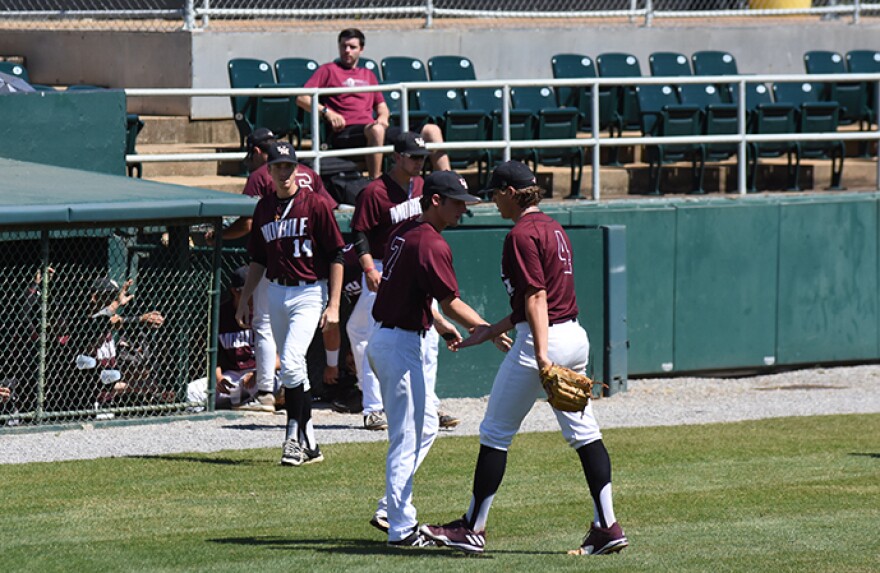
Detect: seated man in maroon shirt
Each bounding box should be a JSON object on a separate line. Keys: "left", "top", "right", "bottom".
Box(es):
{"left": 296, "top": 28, "right": 450, "bottom": 179}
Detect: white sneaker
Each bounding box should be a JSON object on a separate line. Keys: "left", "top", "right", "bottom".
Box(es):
{"left": 234, "top": 392, "right": 275, "bottom": 413}
{"left": 280, "top": 438, "right": 305, "bottom": 466}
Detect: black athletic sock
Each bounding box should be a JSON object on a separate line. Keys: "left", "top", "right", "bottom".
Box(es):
{"left": 577, "top": 440, "right": 613, "bottom": 527}
{"left": 298, "top": 389, "right": 315, "bottom": 450}
{"left": 284, "top": 385, "right": 304, "bottom": 442}
{"left": 467, "top": 445, "right": 507, "bottom": 531}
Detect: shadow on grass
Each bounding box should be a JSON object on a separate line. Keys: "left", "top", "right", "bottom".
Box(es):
{"left": 127, "top": 455, "right": 262, "bottom": 466}
{"left": 219, "top": 423, "right": 282, "bottom": 432}
{"left": 210, "top": 536, "right": 555, "bottom": 557}
{"left": 849, "top": 452, "right": 880, "bottom": 459}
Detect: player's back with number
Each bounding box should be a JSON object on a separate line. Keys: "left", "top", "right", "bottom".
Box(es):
{"left": 502, "top": 212, "right": 578, "bottom": 324}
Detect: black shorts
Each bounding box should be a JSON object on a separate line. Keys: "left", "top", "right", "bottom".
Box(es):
{"left": 329, "top": 124, "right": 404, "bottom": 150}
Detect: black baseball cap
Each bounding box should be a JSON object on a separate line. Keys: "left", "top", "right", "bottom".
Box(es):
{"left": 245, "top": 127, "right": 276, "bottom": 157}
{"left": 230, "top": 266, "right": 248, "bottom": 289}
{"left": 266, "top": 141, "right": 298, "bottom": 165}
{"left": 483, "top": 160, "right": 537, "bottom": 192}
{"left": 424, "top": 170, "right": 481, "bottom": 204}
{"left": 394, "top": 131, "right": 431, "bottom": 157}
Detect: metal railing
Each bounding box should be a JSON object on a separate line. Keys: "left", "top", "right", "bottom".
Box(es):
{"left": 1, "top": 1, "right": 879, "bottom": 32}
{"left": 126, "top": 71, "right": 880, "bottom": 200}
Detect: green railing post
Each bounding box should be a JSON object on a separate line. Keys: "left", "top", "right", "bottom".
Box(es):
{"left": 36, "top": 229, "right": 50, "bottom": 422}
{"left": 206, "top": 218, "right": 223, "bottom": 413}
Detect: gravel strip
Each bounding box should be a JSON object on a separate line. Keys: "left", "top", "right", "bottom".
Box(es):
{"left": 2, "top": 365, "right": 879, "bottom": 465}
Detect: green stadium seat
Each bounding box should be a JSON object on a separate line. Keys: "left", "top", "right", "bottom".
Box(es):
{"left": 804, "top": 50, "right": 869, "bottom": 129}
{"left": 746, "top": 89, "right": 800, "bottom": 192}
{"left": 596, "top": 52, "right": 643, "bottom": 132}
{"left": 649, "top": 52, "right": 692, "bottom": 78}
{"left": 427, "top": 56, "right": 477, "bottom": 83}
{"left": 274, "top": 58, "right": 321, "bottom": 145}
{"left": 0, "top": 61, "right": 29, "bottom": 82}
{"left": 227, "top": 58, "right": 277, "bottom": 148}
{"left": 551, "top": 53, "right": 617, "bottom": 136}
{"left": 846, "top": 50, "right": 880, "bottom": 129}
{"left": 381, "top": 57, "right": 428, "bottom": 108}
{"left": 382, "top": 82, "right": 431, "bottom": 130}
{"left": 678, "top": 83, "right": 739, "bottom": 164}
{"left": 358, "top": 57, "right": 382, "bottom": 82}
{"left": 635, "top": 84, "right": 705, "bottom": 195}
{"left": 797, "top": 101, "right": 845, "bottom": 189}
{"left": 416, "top": 87, "right": 490, "bottom": 182}
{"left": 464, "top": 87, "right": 504, "bottom": 115}
{"left": 692, "top": 51, "right": 739, "bottom": 103}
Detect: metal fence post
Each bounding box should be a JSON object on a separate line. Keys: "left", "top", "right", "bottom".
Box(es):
{"left": 183, "top": 0, "right": 195, "bottom": 31}
{"left": 36, "top": 230, "right": 50, "bottom": 422}
{"left": 644, "top": 0, "right": 654, "bottom": 27}
{"left": 738, "top": 79, "right": 747, "bottom": 194}
{"left": 502, "top": 84, "right": 511, "bottom": 162}
{"left": 853, "top": 0, "right": 861, "bottom": 24}
{"left": 202, "top": 0, "right": 210, "bottom": 29}
{"left": 425, "top": 0, "right": 434, "bottom": 29}
{"left": 592, "top": 79, "right": 601, "bottom": 201}
{"left": 602, "top": 225, "right": 628, "bottom": 397}
{"left": 207, "top": 219, "right": 222, "bottom": 413}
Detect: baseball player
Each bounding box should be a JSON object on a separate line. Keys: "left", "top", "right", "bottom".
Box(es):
{"left": 420, "top": 161, "right": 628, "bottom": 555}
{"left": 366, "top": 170, "right": 506, "bottom": 547}
{"left": 208, "top": 127, "right": 337, "bottom": 413}
{"left": 348, "top": 131, "right": 458, "bottom": 431}
{"left": 235, "top": 141, "right": 345, "bottom": 467}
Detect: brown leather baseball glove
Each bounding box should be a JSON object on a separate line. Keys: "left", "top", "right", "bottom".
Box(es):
{"left": 540, "top": 364, "right": 596, "bottom": 412}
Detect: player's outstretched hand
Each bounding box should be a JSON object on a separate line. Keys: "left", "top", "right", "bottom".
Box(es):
{"left": 0, "top": 386, "right": 10, "bottom": 401}
{"left": 320, "top": 306, "right": 340, "bottom": 331}
{"left": 117, "top": 279, "right": 135, "bottom": 307}
{"left": 457, "top": 324, "right": 494, "bottom": 349}
{"left": 140, "top": 311, "right": 165, "bottom": 328}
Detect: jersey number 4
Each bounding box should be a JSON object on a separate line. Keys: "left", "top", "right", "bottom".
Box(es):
{"left": 554, "top": 230, "right": 573, "bottom": 275}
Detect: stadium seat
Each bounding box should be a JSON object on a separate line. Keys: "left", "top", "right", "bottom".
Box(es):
{"left": 464, "top": 87, "right": 504, "bottom": 115}
{"left": 649, "top": 52, "right": 692, "bottom": 78}
{"left": 511, "top": 86, "right": 583, "bottom": 198}
{"left": 381, "top": 57, "right": 428, "bottom": 108}
{"left": 804, "top": 50, "right": 869, "bottom": 129}
{"left": 678, "top": 84, "right": 739, "bottom": 163}
{"left": 772, "top": 81, "right": 823, "bottom": 109}
{"left": 797, "top": 101, "right": 845, "bottom": 189}
{"left": 227, "top": 58, "right": 280, "bottom": 148}
{"left": 382, "top": 83, "right": 431, "bottom": 130}
{"left": 0, "top": 61, "right": 29, "bottom": 82}
{"left": 416, "top": 87, "right": 490, "bottom": 182}
{"left": 846, "top": 50, "right": 880, "bottom": 128}
{"left": 746, "top": 85, "right": 800, "bottom": 192}
{"left": 635, "top": 84, "right": 705, "bottom": 195}
{"left": 427, "top": 56, "right": 477, "bottom": 83}
{"left": 489, "top": 109, "right": 538, "bottom": 175}
{"left": 358, "top": 57, "right": 382, "bottom": 82}
{"left": 596, "top": 53, "right": 643, "bottom": 132}
{"left": 692, "top": 51, "right": 739, "bottom": 103}
{"left": 274, "top": 58, "right": 321, "bottom": 145}
{"left": 550, "top": 53, "right": 616, "bottom": 136}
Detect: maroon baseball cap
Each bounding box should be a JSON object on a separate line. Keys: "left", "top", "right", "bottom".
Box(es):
{"left": 266, "top": 141, "right": 298, "bottom": 165}
{"left": 483, "top": 160, "right": 537, "bottom": 192}
{"left": 424, "top": 170, "right": 481, "bottom": 204}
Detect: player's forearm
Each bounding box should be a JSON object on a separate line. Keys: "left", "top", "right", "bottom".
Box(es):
{"left": 326, "top": 261, "right": 344, "bottom": 312}
{"left": 524, "top": 289, "right": 550, "bottom": 365}
{"left": 440, "top": 296, "right": 487, "bottom": 331}
{"left": 221, "top": 217, "right": 252, "bottom": 241}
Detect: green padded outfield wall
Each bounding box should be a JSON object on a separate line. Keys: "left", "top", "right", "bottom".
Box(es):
{"left": 0, "top": 91, "right": 126, "bottom": 175}
{"left": 437, "top": 226, "right": 609, "bottom": 398}
{"left": 443, "top": 192, "right": 880, "bottom": 383}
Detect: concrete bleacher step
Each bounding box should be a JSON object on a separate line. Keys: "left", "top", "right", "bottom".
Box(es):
{"left": 138, "top": 116, "right": 240, "bottom": 146}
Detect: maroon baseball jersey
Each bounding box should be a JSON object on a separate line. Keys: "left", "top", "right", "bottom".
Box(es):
{"left": 372, "top": 219, "right": 460, "bottom": 331}
{"left": 502, "top": 211, "right": 579, "bottom": 325}
{"left": 244, "top": 163, "right": 337, "bottom": 208}
{"left": 248, "top": 189, "right": 345, "bottom": 282}
{"left": 217, "top": 298, "right": 256, "bottom": 372}
{"left": 351, "top": 173, "right": 424, "bottom": 260}
{"left": 305, "top": 61, "right": 384, "bottom": 126}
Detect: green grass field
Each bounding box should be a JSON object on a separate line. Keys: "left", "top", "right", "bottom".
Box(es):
{"left": 1, "top": 414, "right": 878, "bottom": 573}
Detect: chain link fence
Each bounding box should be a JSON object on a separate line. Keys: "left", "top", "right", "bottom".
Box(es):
{"left": 0, "top": 1, "right": 877, "bottom": 31}
{"left": 0, "top": 222, "right": 248, "bottom": 428}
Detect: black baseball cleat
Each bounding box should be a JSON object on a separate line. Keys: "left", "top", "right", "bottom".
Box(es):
{"left": 370, "top": 512, "right": 390, "bottom": 534}
{"left": 420, "top": 518, "right": 486, "bottom": 554}
{"left": 568, "top": 522, "right": 628, "bottom": 555}
{"left": 387, "top": 527, "right": 436, "bottom": 548}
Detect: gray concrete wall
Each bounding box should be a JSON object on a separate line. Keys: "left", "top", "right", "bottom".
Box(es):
{"left": 3, "top": 21, "right": 879, "bottom": 119}
{"left": 0, "top": 30, "right": 192, "bottom": 115}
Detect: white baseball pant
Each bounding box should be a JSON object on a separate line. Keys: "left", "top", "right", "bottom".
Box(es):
{"left": 367, "top": 326, "right": 439, "bottom": 542}
{"left": 479, "top": 320, "right": 603, "bottom": 451}
{"left": 346, "top": 260, "right": 384, "bottom": 415}
{"left": 252, "top": 276, "right": 277, "bottom": 394}
{"left": 267, "top": 280, "right": 327, "bottom": 390}
{"left": 186, "top": 368, "right": 257, "bottom": 408}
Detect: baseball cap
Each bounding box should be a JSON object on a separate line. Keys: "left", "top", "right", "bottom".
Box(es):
{"left": 423, "top": 170, "right": 481, "bottom": 204}
{"left": 245, "top": 127, "right": 276, "bottom": 157}
{"left": 394, "top": 131, "right": 431, "bottom": 157}
{"left": 483, "top": 160, "right": 538, "bottom": 192}
{"left": 266, "top": 141, "right": 298, "bottom": 165}
{"left": 91, "top": 277, "right": 119, "bottom": 293}
{"left": 230, "top": 266, "right": 248, "bottom": 289}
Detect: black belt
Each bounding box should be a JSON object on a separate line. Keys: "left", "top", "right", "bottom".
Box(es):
{"left": 380, "top": 323, "right": 426, "bottom": 337}
{"left": 271, "top": 278, "right": 317, "bottom": 287}
{"left": 550, "top": 317, "right": 577, "bottom": 326}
